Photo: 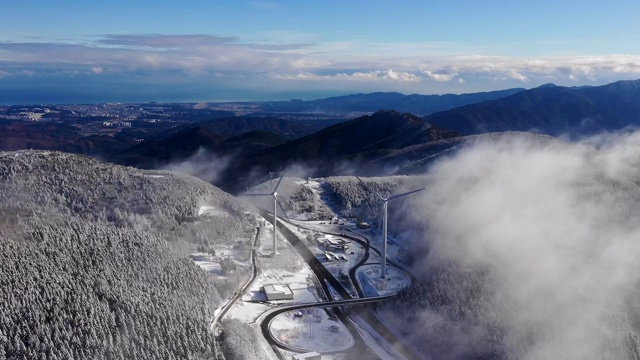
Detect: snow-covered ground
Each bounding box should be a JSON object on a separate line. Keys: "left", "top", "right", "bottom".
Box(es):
{"left": 290, "top": 179, "right": 331, "bottom": 220}
{"left": 356, "top": 264, "right": 411, "bottom": 297}
{"left": 221, "top": 211, "right": 390, "bottom": 358}
{"left": 190, "top": 253, "right": 224, "bottom": 276}
{"left": 270, "top": 307, "right": 355, "bottom": 353}
{"left": 349, "top": 313, "right": 413, "bottom": 360}
{"left": 227, "top": 220, "right": 323, "bottom": 325}
{"left": 198, "top": 205, "right": 231, "bottom": 217}
{"left": 283, "top": 221, "right": 368, "bottom": 298}
{"left": 191, "top": 182, "right": 419, "bottom": 359}
{"left": 282, "top": 217, "right": 412, "bottom": 298}
{"left": 232, "top": 268, "right": 321, "bottom": 324}
{"left": 190, "top": 238, "right": 253, "bottom": 278}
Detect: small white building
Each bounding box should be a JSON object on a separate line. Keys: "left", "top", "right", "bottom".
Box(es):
{"left": 291, "top": 352, "right": 321, "bottom": 360}
{"left": 261, "top": 284, "right": 294, "bottom": 301}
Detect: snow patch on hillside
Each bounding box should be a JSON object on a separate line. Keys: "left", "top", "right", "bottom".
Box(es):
{"left": 198, "top": 205, "right": 231, "bottom": 217}
{"left": 270, "top": 307, "right": 355, "bottom": 352}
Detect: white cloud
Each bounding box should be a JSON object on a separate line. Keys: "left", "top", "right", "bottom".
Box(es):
{"left": 1, "top": 34, "right": 640, "bottom": 96}
{"left": 274, "top": 69, "right": 420, "bottom": 82}
{"left": 398, "top": 132, "right": 640, "bottom": 359}
{"left": 508, "top": 69, "right": 528, "bottom": 81}
{"left": 423, "top": 70, "right": 458, "bottom": 82}
{"left": 161, "top": 148, "right": 232, "bottom": 184}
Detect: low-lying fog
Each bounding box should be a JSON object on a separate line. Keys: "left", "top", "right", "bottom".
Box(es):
{"left": 397, "top": 131, "right": 640, "bottom": 359}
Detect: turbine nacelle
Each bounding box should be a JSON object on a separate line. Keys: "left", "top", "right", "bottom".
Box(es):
{"left": 356, "top": 176, "right": 425, "bottom": 203}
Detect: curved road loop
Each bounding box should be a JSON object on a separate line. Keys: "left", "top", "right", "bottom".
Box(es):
{"left": 259, "top": 295, "right": 395, "bottom": 351}
{"left": 259, "top": 210, "right": 422, "bottom": 360}
{"left": 258, "top": 210, "right": 378, "bottom": 359}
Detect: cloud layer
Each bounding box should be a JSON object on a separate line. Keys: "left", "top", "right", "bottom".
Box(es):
{"left": 1, "top": 34, "right": 640, "bottom": 101}
{"left": 392, "top": 132, "right": 640, "bottom": 359}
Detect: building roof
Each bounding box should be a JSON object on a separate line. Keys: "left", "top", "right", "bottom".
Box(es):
{"left": 263, "top": 283, "right": 293, "bottom": 296}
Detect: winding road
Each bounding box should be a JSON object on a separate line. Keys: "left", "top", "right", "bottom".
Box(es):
{"left": 258, "top": 210, "right": 379, "bottom": 359}
{"left": 212, "top": 226, "right": 261, "bottom": 335}
{"left": 259, "top": 210, "right": 423, "bottom": 360}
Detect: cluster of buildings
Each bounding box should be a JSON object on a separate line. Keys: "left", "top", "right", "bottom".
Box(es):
{"left": 315, "top": 236, "right": 349, "bottom": 252}
{"left": 102, "top": 121, "right": 132, "bottom": 128}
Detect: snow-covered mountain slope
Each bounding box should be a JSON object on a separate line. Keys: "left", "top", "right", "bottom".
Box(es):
{"left": 0, "top": 150, "right": 256, "bottom": 359}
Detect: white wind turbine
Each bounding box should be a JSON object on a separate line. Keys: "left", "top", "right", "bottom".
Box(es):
{"left": 356, "top": 176, "right": 425, "bottom": 279}
{"left": 244, "top": 169, "right": 290, "bottom": 255}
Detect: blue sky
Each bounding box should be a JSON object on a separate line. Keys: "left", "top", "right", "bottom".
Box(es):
{"left": 1, "top": 0, "right": 640, "bottom": 103}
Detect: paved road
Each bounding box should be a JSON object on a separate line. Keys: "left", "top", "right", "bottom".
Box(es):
{"left": 258, "top": 210, "right": 379, "bottom": 359}
{"left": 213, "top": 226, "right": 261, "bottom": 335}
{"left": 260, "top": 211, "right": 423, "bottom": 360}
{"left": 293, "top": 221, "right": 422, "bottom": 360}
{"left": 259, "top": 295, "right": 395, "bottom": 352}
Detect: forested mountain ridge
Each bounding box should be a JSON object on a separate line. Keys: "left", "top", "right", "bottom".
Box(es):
{"left": 219, "top": 110, "right": 458, "bottom": 192}
{"left": 255, "top": 88, "right": 526, "bottom": 115}
{"left": 0, "top": 150, "right": 256, "bottom": 359}
{"left": 425, "top": 79, "right": 640, "bottom": 135}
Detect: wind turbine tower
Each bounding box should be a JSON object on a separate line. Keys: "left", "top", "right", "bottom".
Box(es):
{"left": 244, "top": 169, "right": 289, "bottom": 255}
{"left": 356, "top": 176, "right": 425, "bottom": 279}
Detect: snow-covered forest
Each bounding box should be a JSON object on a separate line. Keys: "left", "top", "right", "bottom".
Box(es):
{"left": 0, "top": 151, "right": 255, "bottom": 359}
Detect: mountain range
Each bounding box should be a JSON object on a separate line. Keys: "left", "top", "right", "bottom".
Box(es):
{"left": 4, "top": 78, "right": 640, "bottom": 360}
{"left": 3, "top": 79, "right": 640, "bottom": 193}
{"left": 218, "top": 110, "right": 459, "bottom": 191}
{"left": 425, "top": 80, "right": 640, "bottom": 135}
{"left": 252, "top": 88, "right": 526, "bottom": 115}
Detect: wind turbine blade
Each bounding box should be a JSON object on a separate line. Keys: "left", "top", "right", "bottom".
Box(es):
{"left": 273, "top": 166, "right": 289, "bottom": 192}
{"left": 276, "top": 199, "right": 290, "bottom": 222}
{"left": 387, "top": 187, "right": 426, "bottom": 202}
{"left": 356, "top": 176, "right": 385, "bottom": 201}
{"left": 240, "top": 193, "right": 271, "bottom": 197}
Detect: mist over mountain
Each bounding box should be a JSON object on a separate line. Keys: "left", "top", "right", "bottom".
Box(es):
{"left": 218, "top": 110, "right": 458, "bottom": 192}
{"left": 5, "top": 79, "right": 640, "bottom": 195}
{"left": 257, "top": 110, "right": 457, "bottom": 160}
{"left": 373, "top": 131, "right": 558, "bottom": 175}
{"left": 375, "top": 131, "right": 640, "bottom": 359}
{"left": 114, "top": 118, "right": 309, "bottom": 168}
{"left": 101, "top": 79, "right": 640, "bottom": 192}
{"left": 306, "top": 131, "right": 640, "bottom": 359}
{"left": 426, "top": 79, "right": 640, "bottom": 135}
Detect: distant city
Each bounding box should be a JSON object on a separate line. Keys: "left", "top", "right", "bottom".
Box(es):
{"left": 0, "top": 102, "right": 354, "bottom": 139}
